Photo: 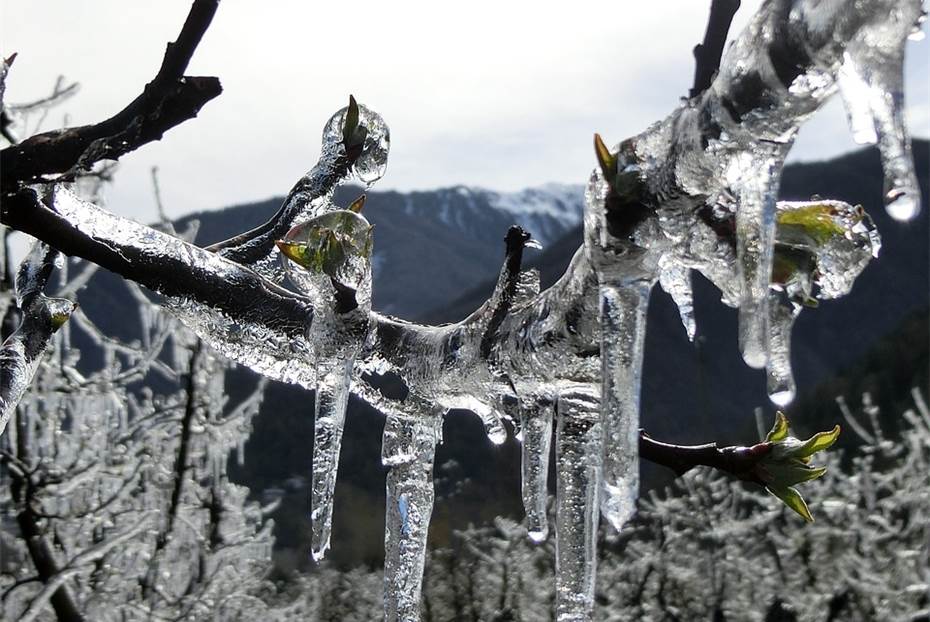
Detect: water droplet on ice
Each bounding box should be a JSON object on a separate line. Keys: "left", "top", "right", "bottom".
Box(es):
{"left": 885, "top": 188, "right": 920, "bottom": 221}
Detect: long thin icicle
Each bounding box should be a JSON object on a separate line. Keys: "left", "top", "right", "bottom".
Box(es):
{"left": 730, "top": 152, "right": 781, "bottom": 369}
{"left": 765, "top": 296, "right": 801, "bottom": 407}
{"left": 555, "top": 386, "right": 602, "bottom": 622}
{"left": 382, "top": 407, "right": 441, "bottom": 622}
{"left": 598, "top": 282, "right": 650, "bottom": 531}
{"left": 309, "top": 358, "right": 354, "bottom": 560}
{"left": 520, "top": 396, "right": 554, "bottom": 542}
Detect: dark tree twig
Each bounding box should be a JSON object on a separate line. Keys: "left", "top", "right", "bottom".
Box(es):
{"left": 0, "top": 0, "right": 221, "bottom": 189}
{"left": 690, "top": 0, "right": 741, "bottom": 98}
{"left": 639, "top": 429, "right": 769, "bottom": 485}
{"left": 480, "top": 226, "right": 532, "bottom": 360}
{"left": 7, "top": 76, "right": 79, "bottom": 114}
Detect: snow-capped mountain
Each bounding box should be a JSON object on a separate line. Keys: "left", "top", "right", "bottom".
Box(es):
{"left": 181, "top": 183, "right": 585, "bottom": 317}
{"left": 411, "top": 184, "right": 583, "bottom": 246}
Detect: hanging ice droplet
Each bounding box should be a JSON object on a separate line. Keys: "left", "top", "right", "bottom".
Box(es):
{"left": 658, "top": 258, "right": 695, "bottom": 341}
{"left": 555, "top": 386, "right": 602, "bottom": 622}
{"left": 765, "top": 296, "right": 801, "bottom": 407}
{"left": 520, "top": 398, "right": 554, "bottom": 542}
{"left": 309, "top": 359, "right": 354, "bottom": 561}
{"left": 322, "top": 97, "right": 390, "bottom": 187}
{"left": 598, "top": 282, "right": 650, "bottom": 531}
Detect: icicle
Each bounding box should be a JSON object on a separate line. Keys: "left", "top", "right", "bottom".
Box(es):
{"left": 382, "top": 407, "right": 441, "bottom": 622}
{"left": 837, "top": 23, "right": 922, "bottom": 220}
{"left": 555, "top": 386, "right": 602, "bottom": 622}
{"left": 657, "top": 258, "right": 695, "bottom": 341}
{"left": 598, "top": 282, "right": 650, "bottom": 531}
{"left": 277, "top": 205, "right": 373, "bottom": 562}
{"left": 729, "top": 152, "right": 781, "bottom": 368}
{"left": 520, "top": 397, "right": 554, "bottom": 542}
{"left": 309, "top": 358, "right": 354, "bottom": 561}
{"left": 765, "top": 296, "right": 801, "bottom": 407}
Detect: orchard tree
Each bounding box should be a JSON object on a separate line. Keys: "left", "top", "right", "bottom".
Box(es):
{"left": 0, "top": 0, "right": 925, "bottom": 620}
{"left": 0, "top": 241, "right": 276, "bottom": 621}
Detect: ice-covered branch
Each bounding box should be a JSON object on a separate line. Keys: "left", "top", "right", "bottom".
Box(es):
{"left": 207, "top": 95, "right": 387, "bottom": 286}
{"left": 0, "top": 0, "right": 921, "bottom": 619}
{"left": 628, "top": 0, "right": 923, "bottom": 369}
{"left": 0, "top": 0, "right": 220, "bottom": 188}
{"left": 0, "top": 243, "right": 75, "bottom": 435}
{"left": 1, "top": 187, "right": 317, "bottom": 387}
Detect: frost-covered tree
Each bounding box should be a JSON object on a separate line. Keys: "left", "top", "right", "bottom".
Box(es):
{"left": 0, "top": 0, "right": 925, "bottom": 620}
{"left": 0, "top": 243, "right": 275, "bottom": 621}
{"left": 296, "top": 389, "right": 928, "bottom": 621}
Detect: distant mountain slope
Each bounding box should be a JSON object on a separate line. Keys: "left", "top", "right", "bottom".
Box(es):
{"left": 180, "top": 183, "right": 583, "bottom": 316}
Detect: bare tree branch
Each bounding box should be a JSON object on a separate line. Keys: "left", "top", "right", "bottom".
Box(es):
{"left": 690, "top": 0, "right": 741, "bottom": 98}
{"left": 0, "top": 0, "right": 220, "bottom": 189}
{"left": 639, "top": 430, "right": 768, "bottom": 483}
{"left": 0, "top": 244, "right": 75, "bottom": 435}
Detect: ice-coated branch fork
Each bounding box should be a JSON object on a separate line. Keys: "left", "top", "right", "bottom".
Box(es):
{"left": 0, "top": 0, "right": 921, "bottom": 620}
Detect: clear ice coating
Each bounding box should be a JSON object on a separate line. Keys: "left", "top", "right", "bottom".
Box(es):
{"left": 0, "top": 243, "right": 75, "bottom": 436}
{"left": 214, "top": 98, "right": 389, "bottom": 287}
{"left": 762, "top": 199, "right": 880, "bottom": 407}
{"left": 322, "top": 99, "right": 391, "bottom": 188}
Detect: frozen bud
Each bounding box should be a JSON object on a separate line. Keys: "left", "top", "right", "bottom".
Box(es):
{"left": 773, "top": 201, "right": 880, "bottom": 303}
{"left": 322, "top": 95, "right": 390, "bottom": 187}
{"left": 276, "top": 209, "right": 374, "bottom": 295}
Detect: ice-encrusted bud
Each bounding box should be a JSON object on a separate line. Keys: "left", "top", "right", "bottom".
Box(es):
{"left": 322, "top": 95, "right": 390, "bottom": 187}
{"left": 773, "top": 200, "right": 880, "bottom": 302}
{"left": 276, "top": 209, "right": 373, "bottom": 298}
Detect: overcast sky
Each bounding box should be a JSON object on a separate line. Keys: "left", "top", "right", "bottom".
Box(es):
{"left": 3, "top": 1, "right": 929, "bottom": 221}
